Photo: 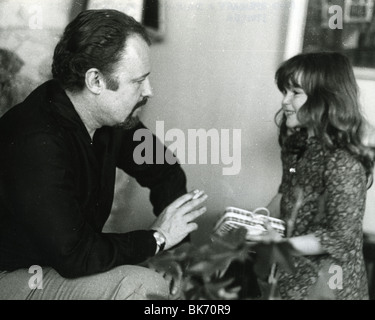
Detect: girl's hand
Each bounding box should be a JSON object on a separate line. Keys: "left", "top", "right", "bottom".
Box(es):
{"left": 247, "top": 220, "right": 284, "bottom": 244}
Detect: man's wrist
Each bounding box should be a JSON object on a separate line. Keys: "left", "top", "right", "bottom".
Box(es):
{"left": 151, "top": 229, "right": 166, "bottom": 254}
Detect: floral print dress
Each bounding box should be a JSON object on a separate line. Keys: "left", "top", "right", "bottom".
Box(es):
{"left": 277, "top": 132, "right": 369, "bottom": 300}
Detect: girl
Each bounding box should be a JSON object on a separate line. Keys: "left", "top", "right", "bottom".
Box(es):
{"left": 258, "top": 52, "right": 375, "bottom": 300}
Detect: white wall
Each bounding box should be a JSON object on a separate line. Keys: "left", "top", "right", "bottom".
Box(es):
{"left": 105, "top": 0, "right": 292, "bottom": 244}
{"left": 106, "top": 0, "right": 375, "bottom": 243}
{"left": 0, "top": 0, "right": 72, "bottom": 87}
{"left": 1, "top": 0, "right": 373, "bottom": 243}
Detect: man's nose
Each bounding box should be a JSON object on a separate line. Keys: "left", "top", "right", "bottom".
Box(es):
{"left": 142, "top": 78, "right": 153, "bottom": 98}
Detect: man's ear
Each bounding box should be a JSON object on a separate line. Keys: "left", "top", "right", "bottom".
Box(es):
{"left": 85, "top": 68, "right": 104, "bottom": 94}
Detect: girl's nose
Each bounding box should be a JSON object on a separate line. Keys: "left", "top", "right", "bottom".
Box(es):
{"left": 282, "top": 91, "right": 292, "bottom": 105}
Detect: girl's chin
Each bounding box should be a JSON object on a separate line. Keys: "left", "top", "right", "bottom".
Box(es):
{"left": 286, "top": 117, "right": 302, "bottom": 129}
{"left": 286, "top": 123, "right": 301, "bottom": 130}
{"left": 286, "top": 127, "right": 304, "bottom": 137}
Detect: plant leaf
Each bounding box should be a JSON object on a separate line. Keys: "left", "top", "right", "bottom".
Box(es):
{"left": 253, "top": 241, "right": 296, "bottom": 278}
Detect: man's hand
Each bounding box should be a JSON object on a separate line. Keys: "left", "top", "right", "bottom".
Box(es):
{"left": 150, "top": 190, "right": 208, "bottom": 250}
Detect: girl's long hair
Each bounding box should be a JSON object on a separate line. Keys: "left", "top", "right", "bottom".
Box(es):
{"left": 275, "top": 52, "right": 375, "bottom": 187}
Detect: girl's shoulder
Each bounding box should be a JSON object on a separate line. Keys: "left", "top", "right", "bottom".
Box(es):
{"left": 322, "top": 145, "right": 365, "bottom": 176}
{"left": 302, "top": 138, "right": 365, "bottom": 175}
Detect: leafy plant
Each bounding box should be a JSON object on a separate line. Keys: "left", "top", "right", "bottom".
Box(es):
{"left": 145, "top": 227, "right": 257, "bottom": 300}
{"left": 145, "top": 225, "right": 298, "bottom": 300}
{"left": 146, "top": 189, "right": 304, "bottom": 300}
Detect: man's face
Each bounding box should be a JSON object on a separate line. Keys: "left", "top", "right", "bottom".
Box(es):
{"left": 98, "top": 35, "right": 153, "bottom": 129}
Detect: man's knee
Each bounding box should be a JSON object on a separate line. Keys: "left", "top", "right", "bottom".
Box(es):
{"left": 111, "top": 265, "right": 170, "bottom": 300}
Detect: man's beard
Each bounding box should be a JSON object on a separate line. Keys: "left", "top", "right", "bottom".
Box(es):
{"left": 116, "top": 97, "right": 148, "bottom": 130}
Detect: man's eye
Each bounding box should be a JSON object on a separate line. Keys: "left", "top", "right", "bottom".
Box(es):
{"left": 134, "top": 79, "right": 145, "bottom": 85}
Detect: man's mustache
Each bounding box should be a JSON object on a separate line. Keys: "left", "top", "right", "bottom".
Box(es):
{"left": 133, "top": 97, "right": 148, "bottom": 111}
{"left": 118, "top": 97, "right": 148, "bottom": 130}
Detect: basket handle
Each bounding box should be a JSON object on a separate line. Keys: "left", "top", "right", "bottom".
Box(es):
{"left": 253, "top": 207, "right": 271, "bottom": 217}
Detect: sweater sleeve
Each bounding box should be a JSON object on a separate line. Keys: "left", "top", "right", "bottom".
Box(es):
{"left": 115, "top": 122, "right": 187, "bottom": 216}
{"left": 3, "top": 132, "right": 157, "bottom": 278}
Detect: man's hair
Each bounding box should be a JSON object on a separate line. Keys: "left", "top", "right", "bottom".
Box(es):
{"left": 52, "top": 9, "right": 151, "bottom": 92}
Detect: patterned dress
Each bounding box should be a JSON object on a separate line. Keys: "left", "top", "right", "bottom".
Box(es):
{"left": 277, "top": 131, "right": 369, "bottom": 300}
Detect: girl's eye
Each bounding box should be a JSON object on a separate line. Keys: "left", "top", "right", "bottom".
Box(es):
{"left": 292, "top": 89, "right": 304, "bottom": 95}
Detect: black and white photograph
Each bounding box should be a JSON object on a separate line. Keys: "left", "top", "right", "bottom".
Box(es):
{"left": 0, "top": 0, "right": 375, "bottom": 307}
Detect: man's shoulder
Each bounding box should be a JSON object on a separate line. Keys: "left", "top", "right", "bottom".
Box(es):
{"left": 0, "top": 81, "right": 65, "bottom": 141}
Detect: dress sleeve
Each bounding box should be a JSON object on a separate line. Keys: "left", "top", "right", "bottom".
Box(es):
{"left": 3, "top": 132, "right": 157, "bottom": 278}
{"left": 116, "top": 122, "right": 187, "bottom": 216}
{"left": 313, "top": 150, "right": 367, "bottom": 262}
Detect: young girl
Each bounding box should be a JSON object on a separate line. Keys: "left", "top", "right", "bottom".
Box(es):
{"left": 258, "top": 52, "right": 375, "bottom": 300}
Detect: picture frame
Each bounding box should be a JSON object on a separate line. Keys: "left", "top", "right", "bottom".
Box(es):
{"left": 285, "top": 0, "right": 375, "bottom": 80}
{"left": 344, "top": 0, "right": 374, "bottom": 23}
{"left": 86, "top": 0, "right": 144, "bottom": 23}
{"left": 71, "top": 0, "right": 165, "bottom": 42}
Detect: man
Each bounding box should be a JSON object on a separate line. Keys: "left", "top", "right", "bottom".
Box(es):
{"left": 0, "top": 9, "right": 207, "bottom": 300}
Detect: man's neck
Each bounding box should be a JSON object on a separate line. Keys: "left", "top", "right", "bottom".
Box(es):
{"left": 66, "top": 90, "right": 100, "bottom": 140}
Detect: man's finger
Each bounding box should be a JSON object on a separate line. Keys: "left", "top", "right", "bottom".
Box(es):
{"left": 184, "top": 206, "right": 207, "bottom": 222}
{"left": 186, "top": 222, "right": 199, "bottom": 233}
{"left": 170, "top": 190, "right": 200, "bottom": 209}
{"left": 178, "top": 194, "right": 208, "bottom": 214}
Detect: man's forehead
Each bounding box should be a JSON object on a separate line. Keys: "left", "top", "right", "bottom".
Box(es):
{"left": 117, "top": 35, "right": 151, "bottom": 77}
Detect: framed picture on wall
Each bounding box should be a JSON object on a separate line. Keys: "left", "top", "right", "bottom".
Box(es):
{"left": 71, "top": 0, "right": 165, "bottom": 42}
{"left": 344, "top": 0, "right": 374, "bottom": 23}
{"left": 86, "top": 0, "right": 144, "bottom": 22}
{"left": 285, "top": 0, "right": 375, "bottom": 80}
{"left": 321, "top": 0, "right": 374, "bottom": 27}
{"left": 321, "top": 0, "right": 335, "bottom": 28}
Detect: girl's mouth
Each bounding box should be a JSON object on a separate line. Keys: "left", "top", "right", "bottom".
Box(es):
{"left": 284, "top": 110, "right": 296, "bottom": 117}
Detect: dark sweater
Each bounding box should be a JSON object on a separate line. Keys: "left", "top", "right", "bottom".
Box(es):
{"left": 0, "top": 80, "right": 187, "bottom": 278}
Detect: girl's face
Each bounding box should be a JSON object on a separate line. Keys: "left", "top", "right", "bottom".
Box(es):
{"left": 281, "top": 86, "right": 308, "bottom": 129}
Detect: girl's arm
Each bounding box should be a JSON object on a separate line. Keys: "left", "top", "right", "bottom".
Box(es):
{"left": 266, "top": 193, "right": 282, "bottom": 218}
{"left": 288, "top": 234, "right": 326, "bottom": 256}
{"left": 259, "top": 194, "right": 326, "bottom": 257}
{"left": 251, "top": 224, "right": 326, "bottom": 257}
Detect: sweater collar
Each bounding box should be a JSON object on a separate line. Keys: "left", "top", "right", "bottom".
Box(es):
{"left": 44, "top": 80, "right": 93, "bottom": 142}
